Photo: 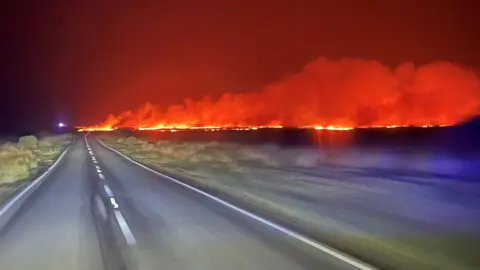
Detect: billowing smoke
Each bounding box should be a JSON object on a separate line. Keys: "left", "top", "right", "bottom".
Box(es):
{"left": 83, "top": 58, "right": 480, "bottom": 130}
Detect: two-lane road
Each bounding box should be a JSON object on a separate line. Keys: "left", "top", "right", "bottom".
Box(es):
{"left": 0, "top": 135, "right": 369, "bottom": 270}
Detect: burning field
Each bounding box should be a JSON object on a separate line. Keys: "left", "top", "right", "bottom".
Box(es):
{"left": 78, "top": 58, "right": 480, "bottom": 131}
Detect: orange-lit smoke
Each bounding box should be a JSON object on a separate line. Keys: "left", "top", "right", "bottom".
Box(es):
{"left": 79, "top": 58, "right": 480, "bottom": 131}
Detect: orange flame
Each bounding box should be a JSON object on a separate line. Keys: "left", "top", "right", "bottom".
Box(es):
{"left": 77, "top": 58, "right": 480, "bottom": 132}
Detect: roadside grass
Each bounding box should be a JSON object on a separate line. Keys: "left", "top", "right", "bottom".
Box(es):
{"left": 0, "top": 134, "right": 73, "bottom": 204}
{"left": 100, "top": 135, "right": 480, "bottom": 270}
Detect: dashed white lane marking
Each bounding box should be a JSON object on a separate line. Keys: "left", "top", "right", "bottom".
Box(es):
{"left": 85, "top": 135, "right": 136, "bottom": 248}
{"left": 114, "top": 210, "right": 136, "bottom": 245}
{"left": 110, "top": 197, "right": 119, "bottom": 209}
{"left": 98, "top": 139, "right": 376, "bottom": 270}
{"left": 104, "top": 184, "right": 114, "bottom": 197}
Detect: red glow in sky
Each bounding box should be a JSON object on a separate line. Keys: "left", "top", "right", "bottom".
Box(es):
{"left": 2, "top": 1, "right": 479, "bottom": 132}
{"left": 78, "top": 58, "right": 479, "bottom": 131}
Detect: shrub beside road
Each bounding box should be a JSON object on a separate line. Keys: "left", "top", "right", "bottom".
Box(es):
{"left": 0, "top": 134, "right": 73, "bottom": 204}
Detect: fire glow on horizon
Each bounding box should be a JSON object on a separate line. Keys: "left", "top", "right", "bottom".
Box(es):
{"left": 76, "top": 124, "right": 452, "bottom": 132}
{"left": 77, "top": 58, "right": 480, "bottom": 132}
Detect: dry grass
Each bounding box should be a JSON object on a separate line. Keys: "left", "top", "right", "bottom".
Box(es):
{"left": 0, "top": 144, "right": 36, "bottom": 184}
{"left": 0, "top": 134, "right": 72, "bottom": 187}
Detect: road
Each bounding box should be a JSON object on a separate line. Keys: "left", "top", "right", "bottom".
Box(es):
{"left": 0, "top": 136, "right": 365, "bottom": 270}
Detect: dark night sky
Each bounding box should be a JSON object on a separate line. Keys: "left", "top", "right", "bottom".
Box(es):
{"left": 1, "top": 0, "right": 479, "bottom": 133}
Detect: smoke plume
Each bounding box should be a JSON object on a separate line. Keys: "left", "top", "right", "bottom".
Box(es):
{"left": 83, "top": 58, "right": 480, "bottom": 130}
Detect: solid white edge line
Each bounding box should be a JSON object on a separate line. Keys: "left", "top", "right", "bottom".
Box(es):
{"left": 97, "top": 139, "right": 377, "bottom": 270}
{"left": 0, "top": 146, "right": 70, "bottom": 217}
{"left": 114, "top": 210, "right": 136, "bottom": 245}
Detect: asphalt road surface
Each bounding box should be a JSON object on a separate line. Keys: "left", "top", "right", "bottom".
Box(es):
{"left": 0, "top": 136, "right": 368, "bottom": 270}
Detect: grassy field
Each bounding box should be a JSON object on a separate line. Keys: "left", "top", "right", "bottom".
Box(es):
{"left": 0, "top": 134, "right": 73, "bottom": 204}
{"left": 100, "top": 135, "right": 480, "bottom": 270}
